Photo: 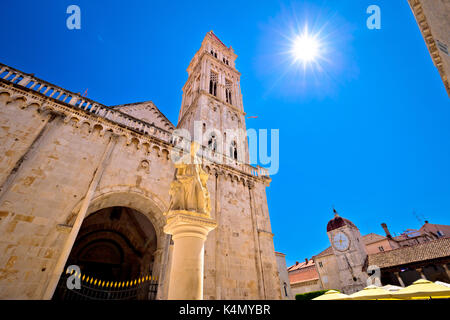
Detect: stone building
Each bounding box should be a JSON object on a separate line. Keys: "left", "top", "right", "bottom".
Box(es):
{"left": 288, "top": 211, "right": 450, "bottom": 295}
{"left": 287, "top": 259, "right": 321, "bottom": 296}
{"left": 275, "top": 252, "right": 293, "bottom": 300}
{"left": 0, "top": 31, "right": 282, "bottom": 300}
{"left": 407, "top": 0, "right": 450, "bottom": 96}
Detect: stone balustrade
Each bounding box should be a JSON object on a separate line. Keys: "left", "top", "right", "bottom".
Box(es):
{"left": 0, "top": 63, "right": 173, "bottom": 143}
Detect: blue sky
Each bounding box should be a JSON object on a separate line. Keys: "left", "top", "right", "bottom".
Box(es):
{"left": 1, "top": 1, "right": 449, "bottom": 267}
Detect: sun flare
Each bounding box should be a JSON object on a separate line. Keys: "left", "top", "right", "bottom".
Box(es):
{"left": 291, "top": 31, "right": 321, "bottom": 63}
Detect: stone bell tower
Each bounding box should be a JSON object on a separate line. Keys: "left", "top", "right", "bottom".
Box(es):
{"left": 326, "top": 210, "right": 369, "bottom": 294}
{"left": 176, "top": 31, "right": 249, "bottom": 163}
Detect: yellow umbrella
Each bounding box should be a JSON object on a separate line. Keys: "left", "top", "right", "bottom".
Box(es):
{"left": 312, "top": 290, "right": 350, "bottom": 300}
{"left": 349, "top": 285, "right": 394, "bottom": 300}
{"left": 391, "top": 279, "right": 450, "bottom": 300}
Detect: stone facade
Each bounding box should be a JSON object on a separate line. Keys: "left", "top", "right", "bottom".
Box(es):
{"left": 407, "top": 0, "right": 450, "bottom": 97}
{"left": 0, "top": 31, "right": 281, "bottom": 300}
{"left": 275, "top": 252, "right": 293, "bottom": 300}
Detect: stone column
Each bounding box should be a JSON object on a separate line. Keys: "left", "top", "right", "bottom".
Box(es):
{"left": 395, "top": 272, "right": 405, "bottom": 287}
{"left": 163, "top": 142, "right": 216, "bottom": 300}
{"left": 416, "top": 267, "right": 427, "bottom": 280}
{"left": 442, "top": 264, "right": 450, "bottom": 280}
{"left": 164, "top": 212, "right": 216, "bottom": 300}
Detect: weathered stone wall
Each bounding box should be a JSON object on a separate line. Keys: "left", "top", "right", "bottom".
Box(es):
{"left": 314, "top": 254, "right": 340, "bottom": 290}
{"left": 0, "top": 85, "right": 173, "bottom": 299}
{"left": 0, "top": 80, "right": 280, "bottom": 300}
{"left": 275, "top": 252, "right": 294, "bottom": 300}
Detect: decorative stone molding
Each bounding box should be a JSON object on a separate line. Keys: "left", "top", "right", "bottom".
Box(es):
{"left": 407, "top": 0, "right": 450, "bottom": 96}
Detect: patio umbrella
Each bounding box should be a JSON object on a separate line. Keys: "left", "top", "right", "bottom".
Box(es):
{"left": 348, "top": 285, "right": 394, "bottom": 300}
{"left": 382, "top": 284, "right": 403, "bottom": 292}
{"left": 391, "top": 279, "right": 450, "bottom": 300}
{"left": 312, "top": 290, "right": 350, "bottom": 300}
{"left": 435, "top": 281, "right": 450, "bottom": 288}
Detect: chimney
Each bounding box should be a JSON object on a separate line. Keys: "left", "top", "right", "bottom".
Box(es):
{"left": 381, "top": 223, "right": 392, "bottom": 238}
{"left": 295, "top": 261, "right": 299, "bottom": 266}
{"left": 305, "top": 258, "right": 308, "bottom": 264}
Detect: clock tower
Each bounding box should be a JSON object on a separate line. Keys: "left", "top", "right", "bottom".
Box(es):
{"left": 326, "top": 210, "right": 369, "bottom": 294}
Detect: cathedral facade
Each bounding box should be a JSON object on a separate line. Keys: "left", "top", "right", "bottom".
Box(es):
{"left": 0, "top": 31, "right": 281, "bottom": 300}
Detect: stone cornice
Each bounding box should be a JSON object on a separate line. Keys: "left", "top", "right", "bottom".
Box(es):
{"left": 407, "top": 0, "right": 450, "bottom": 97}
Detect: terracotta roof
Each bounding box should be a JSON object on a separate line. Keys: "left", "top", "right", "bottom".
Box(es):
{"left": 368, "top": 237, "right": 450, "bottom": 269}
{"left": 288, "top": 265, "right": 319, "bottom": 284}
{"left": 287, "top": 259, "right": 315, "bottom": 272}
{"left": 313, "top": 246, "right": 333, "bottom": 259}
{"left": 363, "top": 233, "right": 387, "bottom": 244}
{"left": 208, "top": 31, "right": 227, "bottom": 48}
{"left": 313, "top": 233, "right": 387, "bottom": 259}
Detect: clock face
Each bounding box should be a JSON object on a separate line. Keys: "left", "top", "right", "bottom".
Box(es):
{"left": 333, "top": 232, "right": 350, "bottom": 251}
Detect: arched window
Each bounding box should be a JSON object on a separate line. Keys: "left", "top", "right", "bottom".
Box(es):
{"left": 208, "top": 134, "right": 217, "bottom": 152}
{"left": 230, "top": 141, "right": 237, "bottom": 160}
{"left": 209, "top": 71, "right": 218, "bottom": 97}
{"left": 225, "top": 79, "right": 232, "bottom": 104}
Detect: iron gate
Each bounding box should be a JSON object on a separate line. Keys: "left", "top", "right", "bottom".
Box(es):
{"left": 53, "top": 270, "right": 159, "bottom": 300}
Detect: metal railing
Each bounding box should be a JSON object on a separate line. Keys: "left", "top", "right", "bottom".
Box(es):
{"left": 53, "top": 271, "right": 158, "bottom": 301}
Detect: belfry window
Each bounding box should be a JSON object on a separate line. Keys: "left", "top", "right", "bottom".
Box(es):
{"left": 209, "top": 71, "right": 218, "bottom": 97}
{"left": 208, "top": 134, "right": 217, "bottom": 152}
{"left": 230, "top": 140, "right": 237, "bottom": 160}
{"left": 225, "top": 79, "right": 232, "bottom": 104}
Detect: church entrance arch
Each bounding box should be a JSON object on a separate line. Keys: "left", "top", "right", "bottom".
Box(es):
{"left": 52, "top": 189, "right": 170, "bottom": 300}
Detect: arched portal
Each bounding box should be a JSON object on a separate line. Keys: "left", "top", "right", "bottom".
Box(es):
{"left": 53, "top": 206, "right": 160, "bottom": 300}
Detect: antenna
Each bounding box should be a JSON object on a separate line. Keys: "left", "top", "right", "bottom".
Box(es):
{"left": 413, "top": 210, "right": 423, "bottom": 225}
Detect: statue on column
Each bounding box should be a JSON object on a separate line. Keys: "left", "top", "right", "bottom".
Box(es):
{"left": 167, "top": 142, "right": 211, "bottom": 217}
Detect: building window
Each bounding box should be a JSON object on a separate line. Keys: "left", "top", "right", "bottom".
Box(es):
{"left": 437, "top": 230, "right": 444, "bottom": 237}
{"left": 208, "top": 134, "right": 217, "bottom": 152}
{"left": 378, "top": 246, "right": 384, "bottom": 252}
{"left": 230, "top": 140, "right": 237, "bottom": 160}
{"left": 318, "top": 262, "right": 323, "bottom": 268}
{"left": 209, "top": 71, "right": 218, "bottom": 97}
{"left": 225, "top": 79, "right": 232, "bottom": 104}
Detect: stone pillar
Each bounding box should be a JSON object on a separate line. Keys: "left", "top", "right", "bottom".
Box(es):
{"left": 442, "top": 264, "right": 450, "bottom": 279}
{"left": 164, "top": 212, "right": 216, "bottom": 300}
{"left": 163, "top": 141, "right": 216, "bottom": 300}
{"left": 395, "top": 272, "right": 405, "bottom": 287}
{"left": 416, "top": 267, "right": 427, "bottom": 280}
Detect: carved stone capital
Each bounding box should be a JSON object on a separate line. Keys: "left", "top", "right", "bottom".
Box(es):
{"left": 164, "top": 211, "right": 217, "bottom": 241}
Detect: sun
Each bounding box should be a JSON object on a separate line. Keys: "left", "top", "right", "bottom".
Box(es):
{"left": 291, "top": 30, "right": 321, "bottom": 63}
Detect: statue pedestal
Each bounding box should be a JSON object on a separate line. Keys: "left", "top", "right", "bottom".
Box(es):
{"left": 164, "top": 211, "right": 217, "bottom": 300}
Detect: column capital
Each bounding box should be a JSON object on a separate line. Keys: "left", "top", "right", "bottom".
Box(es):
{"left": 164, "top": 211, "right": 217, "bottom": 241}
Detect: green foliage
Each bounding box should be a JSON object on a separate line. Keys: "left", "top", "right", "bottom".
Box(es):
{"left": 295, "top": 290, "right": 329, "bottom": 300}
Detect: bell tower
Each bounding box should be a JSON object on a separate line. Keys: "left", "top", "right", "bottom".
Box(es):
{"left": 176, "top": 31, "right": 249, "bottom": 163}
{"left": 326, "top": 210, "right": 369, "bottom": 294}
